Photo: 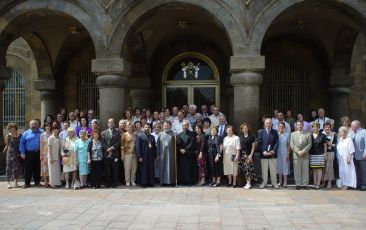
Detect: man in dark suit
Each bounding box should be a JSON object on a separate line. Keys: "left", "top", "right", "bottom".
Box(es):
{"left": 258, "top": 118, "right": 279, "bottom": 189}
{"left": 101, "top": 118, "right": 121, "bottom": 188}
{"left": 217, "top": 115, "right": 228, "bottom": 139}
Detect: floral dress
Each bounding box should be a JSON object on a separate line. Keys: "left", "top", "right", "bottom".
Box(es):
{"left": 5, "top": 134, "right": 22, "bottom": 181}
{"left": 207, "top": 135, "right": 223, "bottom": 177}
{"left": 40, "top": 132, "right": 51, "bottom": 177}
{"left": 238, "top": 134, "right": 257, "bottom": 181}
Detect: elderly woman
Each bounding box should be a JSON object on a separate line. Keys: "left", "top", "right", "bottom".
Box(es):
{"left": 121, "top": 123, "right": 137, "bottom": 186}
{"left": 40, "top": 122, "right": 52, "bottom": 187}
{"left": 207, "top": 127, "right": 223, "bottom": 187}
{"left": 74, "top": 130, "right": 91, "bottom": 188}
{"left": 310, "top": 122, "right": 328, "bottom": 189}
{"left": 322, "top": 122, "right": 337, "bottom": 189}
{"left": 337, "top": 126, "right": 357, "bottom": 189}
{"left": 223, "top": 126, "right": 241, "bottom": 187}
{"left": 61, "top": 127, "right": 78, "bottom": 189}
{"left": 3, "top": 123, "right": 22, "bottom": 189}
{"left": 47, "top": 124, "right": 62, "bottom": 188}
{"left": 88, "top": 129, "right": 105, "bottom": 188}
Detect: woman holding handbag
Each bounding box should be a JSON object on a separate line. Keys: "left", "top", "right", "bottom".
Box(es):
{"left": 61, "top": 127, "right": 78, "bottom": 189}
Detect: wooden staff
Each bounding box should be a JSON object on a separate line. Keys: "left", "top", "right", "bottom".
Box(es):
{"left": 174, "top": 134, "right": 178, "bottom": 187}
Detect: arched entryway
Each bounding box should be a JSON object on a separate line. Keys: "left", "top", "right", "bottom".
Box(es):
{"left": 0, "top": 4, "right": 98, "bottom": 126}
{"left": 259, "top": 0, "right": 366, "bottom": 123}
{"left": 119, "top": 2, "right": 235, "bottom": 117}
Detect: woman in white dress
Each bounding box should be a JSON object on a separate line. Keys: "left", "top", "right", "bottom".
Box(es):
{"left": 337, "top": 126, "right": 357, "bottom": 190}
{"left": 223, "top": 126, "right": 241, "bottom": 187}
{"left": 47, "top": 124, "right": 62, "bottom": 188}
{"left": 61, "top": 127, "right": 79, "bottom": 189}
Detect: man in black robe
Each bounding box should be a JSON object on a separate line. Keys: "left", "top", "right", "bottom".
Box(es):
{"left": 136, "top": 124, "right": 157, "bottom": 186}
{"left": 176, "top": 121, "right": 197, "bottom": 185}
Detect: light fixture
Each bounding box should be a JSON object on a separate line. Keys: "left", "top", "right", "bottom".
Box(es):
{"left": 291, "top": 20, "right": 308, "bottom": 28}
{"left": 67, "top": 27, "right": 82, "bottom": 34}
{"left": 177, "top": 20, "right": 191, "bottom": 29}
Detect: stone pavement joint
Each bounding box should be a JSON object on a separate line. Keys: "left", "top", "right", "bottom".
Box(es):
{"left": 0, "top": 182, "right": 366, "bottom": 229}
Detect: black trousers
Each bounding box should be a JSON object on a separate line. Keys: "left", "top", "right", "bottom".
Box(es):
{"left": 104, "top": 157, "right": 120, "bottom": 187}
{"left": 90, "top": 160, "right": 103, "bottom": 187}
{"left": 354, "top": 159, "right": 366, "bottom": 188}
{"left": 24, "top": 151, "right": 41, "bottom": 185}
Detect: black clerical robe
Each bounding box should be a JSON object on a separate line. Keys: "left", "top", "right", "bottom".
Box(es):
{"left": 136, "top": 133, "right": 157, "bottom": 186}
{"left": 176, "top": 130, "right": 197, "bottom": 184}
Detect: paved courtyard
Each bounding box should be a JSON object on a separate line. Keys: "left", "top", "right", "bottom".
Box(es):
{"left": 0, "top": 183, "right": 366, "bottom": 230}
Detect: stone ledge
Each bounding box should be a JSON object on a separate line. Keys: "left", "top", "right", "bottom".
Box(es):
{"left": 92, "top": 58, "right": 131, "bottom": 76}
{"left": 230, "top": 55, "right": 265, "bottom": 72}
{"left": 33, "top": 80, "right": 55, "bottom": 91}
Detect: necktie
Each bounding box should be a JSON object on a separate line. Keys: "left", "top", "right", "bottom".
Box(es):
{"left": 353, "top": 131, "right": 357, "bottom": 142}
{"left": 220, "top": 125, "right": 223, "bottom": 136}
{"left": 267, "top": 129, "right": 269, "bottom": 135}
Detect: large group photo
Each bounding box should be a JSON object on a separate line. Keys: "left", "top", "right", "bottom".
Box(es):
{"left": 4, "top": 105, "right": 365, "bottom": 193}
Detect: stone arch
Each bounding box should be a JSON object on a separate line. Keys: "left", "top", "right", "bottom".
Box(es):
{"left": 248, "top": 0, "right": 366, "bottom": 55}
{"left": 110, "top": 0, "right": 247, "bottom": 58}
{"left": 0, "top": 0, "right": 104, "bottom": 65}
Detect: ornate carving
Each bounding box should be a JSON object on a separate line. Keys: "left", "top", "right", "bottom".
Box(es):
{"left": 181, "top": 61, "right": 200, "bottom": 79}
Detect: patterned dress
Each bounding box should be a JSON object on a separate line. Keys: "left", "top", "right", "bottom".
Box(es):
{"left": 195, "top": 134, "right": 207, "bottom": 178}
{"left": 238, "top": 134, "right": 257, "bottom": 181}
{"left": 207, "top": 135, "right": 223, "bottom": 177}
{"left": 5, "top": 134, "right": 22, "bottom": 181}
{"left": 40, "top": 132, "right": 51, "bottom": 177}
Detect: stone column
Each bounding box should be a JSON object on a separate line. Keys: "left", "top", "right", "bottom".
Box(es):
{"left": 328, "top": 87, "right": 351, "bottom": 124}
{"left": 129, "top": 89, "right": 152, "bottom": 109}
{"left": 129, "top": 78, "right": 152, "bottom": 109}
{"left": 0, "top": 66, "right": 11, "bottom": 153}
{"left": 92, "top": 58, "right": 130, "bottom": 128}
{"left": 33, "top": 79, "right": 59, "bottom": 123}
{"left": 230, "top": 56, "right": 265, "bottom": 129}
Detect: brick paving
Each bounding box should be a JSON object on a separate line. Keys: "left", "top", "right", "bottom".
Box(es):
{"left": 0, "top": 183, "right": 366, "bottom": 229}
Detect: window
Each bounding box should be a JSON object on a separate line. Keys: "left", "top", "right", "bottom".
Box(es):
{"left": 77, "top": 70, "right": 99, "bottom": 117}
{"left": 260, "top": 60, "right": 309, "bottom": 116}
{"left": 3, "top": 69, "right": 25, "bottom": 128}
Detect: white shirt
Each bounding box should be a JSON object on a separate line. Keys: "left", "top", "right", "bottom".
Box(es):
{"left": 171, "top": 118, "right": 192, "bottom": 134}
{"left": 209, "top": 114, "right": 220, "bottom": 127}
{"left": 69, "top": 120, "right": 79, "bottom": 129}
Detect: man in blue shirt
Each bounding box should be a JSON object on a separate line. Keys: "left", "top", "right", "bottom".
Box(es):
{"left": 20, "top": 120, "right": 42, "bottom": 188}
{"left": 351, "top": 120, "right": 366, "bottom": 191}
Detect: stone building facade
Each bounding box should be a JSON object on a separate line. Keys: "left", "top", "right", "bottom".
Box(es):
{"left": 1, "top": 0, "right": 366, "bottom": 133}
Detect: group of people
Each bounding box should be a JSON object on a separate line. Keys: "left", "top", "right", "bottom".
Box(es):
{"left": 3, "top": 105, "right": 366, "bottom": 192}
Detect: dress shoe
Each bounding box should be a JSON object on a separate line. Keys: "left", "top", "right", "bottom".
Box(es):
{"left": 243, "top": 184, "right": 251, "bottom": 190}
{"left": 303, "top": 186, "right": 310, "bottom": 190}
{"left": 296, "top": 186, "right": 301, "bottom": 190}
{"left": 259, "top": 183, "right": 266, "bottom": 189}
{"left": 273, "top": 185, "right": 280, "bottom": 189}
{"left": 360, "top": 186, "right": 366, "bottom": 191}
{"left": 226, "top": 183, "right": 232, "bottom": 187}
{"left": 23, "top": 184, "right": 30, "bottom": 189}
{"left": 213, "top": 183, "right": 220, "bottom": 187}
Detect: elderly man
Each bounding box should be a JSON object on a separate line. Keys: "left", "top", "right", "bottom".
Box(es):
{"left": 315, "top": 108, "right": 331, "bottom": 130}
{"left": 290, "top": 121, "right": 312, "bottom": 189}
{"left": 186, "top": 104, "right": 201, "bottom": 127}
{"left": 172, "top": 111, "right": 192, "bottom": 134}
{"left": 209, "top": 106, "right": 221, "bottom": 127}
{"left": 19, "top": 120, "right": 42, "bottom": 188}
{"left": 258, "top": 118, "right": 279, "bottom": 189}
{"left": 217, "top": 115, "right": 228, "bottom": 139}
{"left": 351, "top": 120, "right": 366, "bottom": 191}
{"left": 201, "top": 104, "right": 210, "bottom": 118}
